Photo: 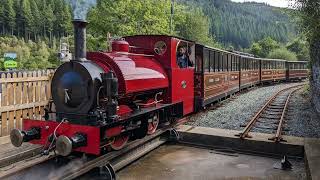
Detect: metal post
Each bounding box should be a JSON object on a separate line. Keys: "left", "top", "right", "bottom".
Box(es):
{"left": 170, "top": 0, "right": 174, "bottom": 34}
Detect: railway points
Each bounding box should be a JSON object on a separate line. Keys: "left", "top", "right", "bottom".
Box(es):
{"left": 238, "top": 83, "right": 305, "bottom": 141}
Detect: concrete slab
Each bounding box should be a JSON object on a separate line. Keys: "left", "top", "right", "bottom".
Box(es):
{"left": 177, "top": 125, "right": 305, "bottom": 157}
{"left": 118, "top": 144, "right": 306, "bottom": 180}
{"left": 304, "top": 138, "right": 320, "bottom": 180}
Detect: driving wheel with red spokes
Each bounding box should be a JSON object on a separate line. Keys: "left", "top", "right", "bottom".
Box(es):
{"left": 147, "top": 112, "right": 159, "bottom": 135}
{"left": 110, "top": 135, "right": 129, "bottom": 150}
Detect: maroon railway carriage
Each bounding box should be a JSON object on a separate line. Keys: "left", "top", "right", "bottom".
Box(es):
{"left": 240, "top": 56, "right": 260, "bottom": 89}
{"left": 260, "top": 58, "right": 286, "bottom": 83}
{"left": 194, "top": 45, "right": 240, "bottom": 110}
{"left": 286, "top": 61, "right": 309, "bottom": 81}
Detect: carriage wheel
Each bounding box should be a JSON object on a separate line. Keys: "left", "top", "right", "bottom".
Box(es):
{"left": 110, "top": 135, "right": 129, "bottom": 150}
{"left": 147, "top": 113, "right": 159, "bottom": 135}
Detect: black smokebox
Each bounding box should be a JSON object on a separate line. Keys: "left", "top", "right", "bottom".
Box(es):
{"left": 73, "top": 19, "right": 87, "bottom": 61}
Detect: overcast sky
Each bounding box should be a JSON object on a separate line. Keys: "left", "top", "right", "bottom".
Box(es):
{"left": 230, "top": 0, "right": 291, "bottom": 8}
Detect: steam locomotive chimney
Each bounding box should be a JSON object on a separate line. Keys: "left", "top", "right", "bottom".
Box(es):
{"left": 73, "top": 19, "right": 87, "bottom": 61}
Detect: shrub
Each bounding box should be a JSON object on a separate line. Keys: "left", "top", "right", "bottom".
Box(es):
{"left": 267, "top": 48, "right": 298, "bottom": 61}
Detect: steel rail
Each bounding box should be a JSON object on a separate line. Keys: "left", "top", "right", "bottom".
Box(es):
{"left": 238, "top": 84, "right": 304, "bottom": 139}
{"left": 269, "top": 86, "right": 303, "bottom": 142}
{"left": 0, "top": 152, "right": 56, "bottom": 179}
{"left": 57, "top": 128, "right": 170, "bottom": 180}
{"left": 0, "top": 145, "right": 43, "bottom": 168}
{"left": 0, "top": 127, "right": 171, "bottom": 180}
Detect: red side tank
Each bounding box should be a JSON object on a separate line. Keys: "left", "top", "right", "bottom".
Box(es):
{"left": 88, "top": 40, "right": 169, "bottom": 95}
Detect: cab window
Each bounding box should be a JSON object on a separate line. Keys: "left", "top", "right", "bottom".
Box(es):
{"left": 176, "top": 41, "right": 195, "bottom": 68}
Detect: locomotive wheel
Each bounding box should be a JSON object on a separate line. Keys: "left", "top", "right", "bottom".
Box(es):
{"left": 110, "top": 135, "right": 129, "bottom": 150}
{"left": 147, "top": 112, "right": 159, "bottom": 135}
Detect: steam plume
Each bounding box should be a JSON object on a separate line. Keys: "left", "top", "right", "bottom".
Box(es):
{"left": 68, "top": 0, "right": 97, "bottom": 20}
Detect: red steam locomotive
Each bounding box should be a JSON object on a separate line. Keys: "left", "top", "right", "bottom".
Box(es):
{"left": 10, "top": 19, "right": 308, "bottom": 156}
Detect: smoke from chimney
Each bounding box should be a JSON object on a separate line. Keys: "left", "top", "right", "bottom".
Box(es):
{"left": 68, "top": 0, "right": 97, "bottom": 20}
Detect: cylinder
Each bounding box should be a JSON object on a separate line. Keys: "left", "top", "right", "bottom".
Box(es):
{"left": 73, "top": 19, "right": 88, "bottom": 61}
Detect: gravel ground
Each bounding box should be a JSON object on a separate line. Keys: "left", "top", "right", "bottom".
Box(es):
{"left": 187, "top": 82, "right": 319, "bottom": 138}
{"left": 286, "top": 87, "right": 320, "bottom": 138}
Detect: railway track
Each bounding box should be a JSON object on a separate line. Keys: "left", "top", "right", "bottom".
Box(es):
{"left": 238, "top": 84, "right": 304, "bottom": 142}
{"left": 0, "top": 142, "right": 43, "bottom": 168}
{"left": 0, "top": 126, "right": 174, "bottom": 180}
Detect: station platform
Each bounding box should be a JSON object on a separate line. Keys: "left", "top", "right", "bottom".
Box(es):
{"left": 304, "top": 138, "right": 320, "bottom": 180}
{"left": 119, "top": 125, "right": 320, "bottom": 180}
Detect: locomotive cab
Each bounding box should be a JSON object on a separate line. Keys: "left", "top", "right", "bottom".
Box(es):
{"left": 125, "top": 35, "right": 195, "bottom": 115}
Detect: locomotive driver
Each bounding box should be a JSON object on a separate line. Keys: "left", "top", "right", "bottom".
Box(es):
{"left": 177, "top": 47, "right": 193, "bottom": 68}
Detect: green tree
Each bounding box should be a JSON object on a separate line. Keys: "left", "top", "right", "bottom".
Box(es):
{"left": 61, "top": 4, "right": 72, "bottom": 36}
{"left": 292, "top": 0, "right": 320, "bottom": 113}
{"left": 4, "top": 0, "right": 16, "bottom": 35}
{"left": 0, "top": 4, "right": 4, "bottom": 35}
{"left": 30, "top": 0, "right": 41, "bottom": 40}
{"left": 44, "top": 4, "right": 55, "bottom": 41}
{"left": 88, "top": 0, "right": 218, "bottom": 47}
{"left": 13, "top": 0, "right": 22, "bottom": 36}
{"left": 250, "top": 43, "right": 262, "bottom": 57}
{"left": 287, "top": 38, "right": 310, "bottom": 61}
{"left": 89, "top": 0, "right": 172, "bottom": 37}
{"left": 250, "top": 37, "right": 280, "bottom": 57}
{"left": 267, "top": 48, "right": 297, "bottom": 61}
{"left": 21, "top": 0, "right": 33, "bottom": 40}
{"left": 177, "top": 8, "right": 216, "bottom": 45}
{"left": 53, "top": 0, "right": 72, "bottom": 37}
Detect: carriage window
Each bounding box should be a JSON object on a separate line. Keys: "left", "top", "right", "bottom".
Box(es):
{"left": 266, "top": 61, "right": 268, "bottom": 69}
{"left": 176, "top": 41, "right": 195, "bottom": 68}
{"left": 224, "top": 54, "right": 228, "bottom": 71}
{"left": 268, "top": 61, "right": 271, "bottom": 69}
{"left": 219, "top": 53, "right": 223, "bottom": 72}
{"left": 231, "top": 55, "right": 237, "bottom": 71}
{"left": 210, "top": 51, "right": 215, "bottom": 72}
{"left": 265, "top": 61, "right": 268, "bottom": 69}
{"left": 252, "top": 60, "right": 255, "bottom": 70}
{"left": 228, "top": 54, "right": 232, "bottom": 71}
{"left": 236, "top": 57, "right": 240, "bottom": 71}
{"left": 246, "top": 59, "right": 249, "bottom": 70}
{"left": 214, "top": 51, "right": 219, "bottom": 72}
{"left": 231, "top": 56, "right": 234, "bottom": 71}
{"left": 245, "top": 58, "right": 248, "bottom": 70}
{"left": 247, "top": 59, "right": 250, "bottom": 70}
{"left": 204, "top": 49, "right": 209, "bottom": 72}
{"left": 241, "top": 58, "right": 244, "bottom": 70}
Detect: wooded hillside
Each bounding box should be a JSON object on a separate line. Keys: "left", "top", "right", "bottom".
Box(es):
{"left": 0, "top": 0, "right": 72, "bottom": 41}
{"left": 179, "top": 0, "right": 297, "bottom": 49}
